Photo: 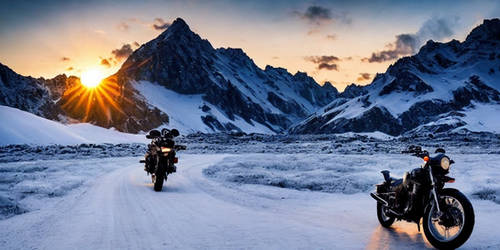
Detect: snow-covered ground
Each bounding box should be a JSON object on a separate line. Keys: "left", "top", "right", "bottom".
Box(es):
{"left": 0, "top": 105, "right": 147, "bottom": 146}
{"left": 1, "top": 152, "right": 500, "bottom": 249}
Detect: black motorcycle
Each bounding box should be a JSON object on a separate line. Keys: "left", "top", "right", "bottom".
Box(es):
{"left": 140, "top": 128, "right": 186, "bottom": 191}
{"left": 371, "top": 145, "right": 474, "bottom": 249}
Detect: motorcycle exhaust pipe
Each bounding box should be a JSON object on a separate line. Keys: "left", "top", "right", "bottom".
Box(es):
{"left": 370, "top": 192, "right": 389, "bottom": 206}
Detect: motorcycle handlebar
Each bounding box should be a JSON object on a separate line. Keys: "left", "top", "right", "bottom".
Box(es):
{"left": 401, "top": 145, "right": 429, "bottom": 159}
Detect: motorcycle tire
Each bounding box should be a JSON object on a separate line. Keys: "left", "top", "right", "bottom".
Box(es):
{"left": 423, "top": 188, "right": 474, "bottom": 249}
{"left": 377, "top": 202, "right": 395, "bottom": 227}
{"left": 153, "top": 172, "right": 165, "bottom": 191}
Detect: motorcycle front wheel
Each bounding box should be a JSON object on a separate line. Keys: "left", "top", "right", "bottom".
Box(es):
{"left": 377, "top": 202, "right": 395, "bottom": 227}
{"left": 423, "top": 188, "right": 474, "bottom": 249}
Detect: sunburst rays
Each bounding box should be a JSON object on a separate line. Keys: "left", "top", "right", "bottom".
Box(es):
{"left": 60, "top": 76, "right": 126, "bottom": 124}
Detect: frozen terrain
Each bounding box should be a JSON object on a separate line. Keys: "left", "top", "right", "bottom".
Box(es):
{"left": 0, "top": 105, "right": 147, "bottom": 145}
{"left": 1, "top": 149, "right": 500, "bottom": 249}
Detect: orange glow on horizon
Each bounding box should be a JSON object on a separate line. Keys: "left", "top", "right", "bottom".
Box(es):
{"left": 60, "top": 74, "right": 125, "bottom": 125}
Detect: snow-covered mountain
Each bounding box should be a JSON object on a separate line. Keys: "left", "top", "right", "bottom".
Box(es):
{"left": 0, "top": 63, "right": 63, "bottom": 120}
{"left": 0, "top": 64, "right": 168, "bottom": 133}
{"left": 290, "top": 19, "right": 500, "bottom": 136}
{"left": 0, "top": 18, "right": 337, "bottom": 135}
{"left": 114, "top": 18, "right": 337, "bottom": 134}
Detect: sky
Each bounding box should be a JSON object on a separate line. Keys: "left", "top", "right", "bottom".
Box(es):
{"left": 1, "top": 0, "right": 499, "bottom": 91}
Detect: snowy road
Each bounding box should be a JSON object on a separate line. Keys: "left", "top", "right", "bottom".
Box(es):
{"left": 1, "top": 154, "right": 499, "bottom": 249}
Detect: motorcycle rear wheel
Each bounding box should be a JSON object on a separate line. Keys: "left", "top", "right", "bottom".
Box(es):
{"left": 423, "top": 188, "right": 474, "bottom": 249}
{"left": 377, "top": 202, "right": 395, "bottom": 227}
{"left": 153, "top": 172, "right": 165, "bottom": 191}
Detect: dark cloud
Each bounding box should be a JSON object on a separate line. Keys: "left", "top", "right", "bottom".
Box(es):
{"left": 363, "top": 34, "right": 416, "bottom": 62}
{"left": 100, "top": 58, "right": 112, "bottom": 68}
{"left": 302, "top": 6, "right": 332, "bottom": 24}
{"left": 305, "top": 56, "right": 340, "bottom": 71}
{"left": 356, "top": 73, "right": 371, "bottom": 81}
{"left": 305, "top": 55, "right": 340, "bottom": 64}
{"left": 61, "top": 57, "right": 70, "bottom": 61}
{"left": 111, "top": 44, "right": 133, "bottom": 61}
{"left": 318, "top": 63, "right": 338, "bottom": 71}
{"left": 294, "top": 5, "right": 351, "bottom": 26}
{"left": 363, "top": 17, "right": 458, "bottom": 63}
{"left": 152, "top": 18, "right": 170, "bottom": 30}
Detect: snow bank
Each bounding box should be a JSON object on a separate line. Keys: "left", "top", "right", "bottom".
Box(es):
{"left": 0, "top": 105, "right": 146, "bottom": 145}
{"left": 204, "top": 154, "right": 416, "bottom": 194}
{"left": 203, "top": 153, "right": 500, "bottom": 203}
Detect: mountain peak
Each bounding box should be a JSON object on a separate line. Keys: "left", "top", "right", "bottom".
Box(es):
{"left": 158, "top": 17, "right": 192, "bottom": 38}
{"left": 170, "top": 17, "right": 189, "bottom": 29}
{"left": 465, "top": 18, "right": 500, "bottom": 42}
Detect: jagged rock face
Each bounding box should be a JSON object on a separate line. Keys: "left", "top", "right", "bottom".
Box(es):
{"left": 465, "top": 18, "right": 500, "bottom": 43}
{"left": 0, "top": 63, "right": 168, "bottom": 133}
{"left": 115, "top": 18, "right": 337, "bottom": 133}
{"left": 118, "top": 18, "right": 217, "bottom": 94}
{"left": 379, "top": 72, "right": 433, "bottom": 96}
{"left": 40, "top": 74, "right": 80, "bottom": 101}
{"left": 340, "top": 84, "right": 368, "bottom": 99}
{"left": 291, "top": 18, "right": 500, "bottom": 136}
{"left": 0, "top": 63, "right": 62, "bottom": 120}
{"left": 56, "top": 76, "right": 168, "bottom": 133}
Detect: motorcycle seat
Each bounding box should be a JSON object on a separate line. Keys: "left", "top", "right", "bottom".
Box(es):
{"left": 390, "top": 178, "right": 403, "bottom": 186}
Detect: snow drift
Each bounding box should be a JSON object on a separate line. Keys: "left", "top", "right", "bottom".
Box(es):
{"left": 0, "top": 105, "right": 146, "bottom": 145}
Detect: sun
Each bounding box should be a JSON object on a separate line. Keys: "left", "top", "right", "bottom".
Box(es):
{"left": 80, "top": 68, "right": 104, "bottom": 88}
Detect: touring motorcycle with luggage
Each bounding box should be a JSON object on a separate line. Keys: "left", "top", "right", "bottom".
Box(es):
{"left": 140, "top": 128, "right": 186, "bottom": 191}
{"left": 370, "top": 145, "right": 474, "bottom": 249}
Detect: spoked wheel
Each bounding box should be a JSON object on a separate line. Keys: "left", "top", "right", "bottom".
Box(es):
{"left": 377, "top": 202, "right": 395, "bottom": 227}
{"left": 423, "top": 188, "right": 474, "bottom": 249}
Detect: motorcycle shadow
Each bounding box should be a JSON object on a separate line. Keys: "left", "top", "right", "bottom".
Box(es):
{"left": 366, "top": 223, "right": 433, "bottom": 249}
{"left": 132, "top": 177, "right": 185, "bottom": 193}
{"left": 138, "top": 180, "right": 186, "bottom": 193}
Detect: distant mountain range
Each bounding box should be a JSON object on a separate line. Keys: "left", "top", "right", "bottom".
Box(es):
{"left": 290, "top": 18, "right": 500, "bottom": 136}
{"left": 1, "top": 18, "right": 500, "bottom": 136}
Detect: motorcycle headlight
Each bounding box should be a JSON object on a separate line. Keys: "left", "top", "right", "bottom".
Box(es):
{"left": 161, "top": 147, "right": 172, "bottom": 153}
{"left": 441, "top": 157, "right": 450, "bottom": 170}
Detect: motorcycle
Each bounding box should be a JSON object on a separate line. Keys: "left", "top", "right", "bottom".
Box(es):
{"left": 370, "top": 145, "right": 474, "bottom": 249}
{"left": 140, "top": 128, "right": 186, "bottom": 191}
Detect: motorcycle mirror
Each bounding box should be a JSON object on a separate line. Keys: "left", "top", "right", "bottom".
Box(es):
{"left": 435, "top": 148, "right": 445, "bottom": 153}
{"left": 170, "top": 129, "right": 180, "bottom": 137}
{"left": 148, "top": 130, "right": 161, "bottom": 139}
{"left": 161, "top": 128, "right": 170, "bottom": 137}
